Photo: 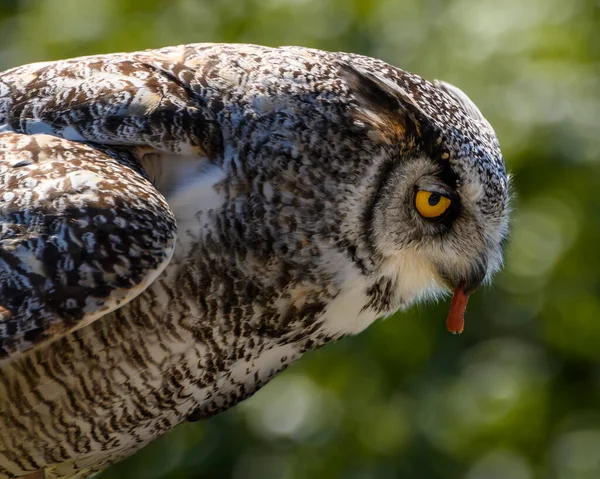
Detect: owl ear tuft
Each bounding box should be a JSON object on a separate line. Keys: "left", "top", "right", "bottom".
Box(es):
{"left": 433, "top": 80, "right": 496, "bottom": 137}
{"left": 339, "top": 63, "right": 430, "bottom": 145}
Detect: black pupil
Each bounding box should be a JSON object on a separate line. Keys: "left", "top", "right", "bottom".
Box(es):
{"left": 428, "top": 193, "right": 441, "bottom": 206}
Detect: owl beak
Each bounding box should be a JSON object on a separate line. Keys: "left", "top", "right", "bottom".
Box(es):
{"left": 439, "top": 262, "right": 486, "bottom": 296}
{"left": 460, "top": 262, "right": 487, "bottom": 295}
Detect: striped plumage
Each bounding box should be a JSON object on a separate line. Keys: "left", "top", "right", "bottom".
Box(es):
{"left": 0, "top": 44, "right": 510, "bottom": 478}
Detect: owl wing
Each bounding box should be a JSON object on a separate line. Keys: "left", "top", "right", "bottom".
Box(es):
{"left": 0, "top": 132, "right": 177, "bottom": 360}
{"left": 0, "top": 45, "right": 236, "bottom": 360}
{"left": 0, "top": 45, "right": 222, "bottom": 157}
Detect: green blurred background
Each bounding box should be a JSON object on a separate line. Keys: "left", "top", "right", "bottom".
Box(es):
{"left": 1, "top": 0, "right": 598, "bottom": 478}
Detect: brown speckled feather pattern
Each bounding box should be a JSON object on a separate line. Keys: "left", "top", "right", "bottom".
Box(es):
{"left": 0, "top": 134, "right": 177, "bottom": 357}
{"left": 0, "top": 44, "right": 509, "bottom": 478}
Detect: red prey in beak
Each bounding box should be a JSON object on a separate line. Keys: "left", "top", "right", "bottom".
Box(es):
{"left": 443, "top": 264, "right": 486, "bottom": 334}
{"left": 446, "top": 288, "right": 469, "bottom": 334}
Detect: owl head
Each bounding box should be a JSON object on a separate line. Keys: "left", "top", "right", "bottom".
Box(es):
{"left": 340, "top": 62, "right": 510, "bottom": 325}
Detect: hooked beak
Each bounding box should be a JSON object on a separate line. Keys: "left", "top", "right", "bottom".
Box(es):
{"left": 440, "top": 259, "right": 487, "bottom": 295}
{"left": 458, "top": 263, "right": 487, "bottom": 296}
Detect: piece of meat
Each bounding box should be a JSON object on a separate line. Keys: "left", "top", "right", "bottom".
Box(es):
{"left": 446, "top": 288, "right": 469, "bottom": 334}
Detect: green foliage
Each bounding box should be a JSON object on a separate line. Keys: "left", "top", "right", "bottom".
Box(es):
{"left": 1, "top": 0, "right": 598, "bottom": 477}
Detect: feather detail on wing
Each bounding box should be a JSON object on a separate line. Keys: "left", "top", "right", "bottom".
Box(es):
{"left": 0, "top": 47, "right": 222, "bottom": 158}
{"left": 0, "top": 133, "right": 177, "bottom": 360}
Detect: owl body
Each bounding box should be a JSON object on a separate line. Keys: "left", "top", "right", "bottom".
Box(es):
{"left": 0, "top": 44, "right": 509, "bottom": 478}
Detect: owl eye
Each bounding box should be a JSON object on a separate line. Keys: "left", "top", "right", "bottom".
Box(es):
{"left": 415, "top": 190, "right": 452, "bottom": 219}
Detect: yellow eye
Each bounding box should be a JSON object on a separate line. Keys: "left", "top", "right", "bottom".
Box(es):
{"left": 415, "top": 190, "right": 452, "bottom": 219}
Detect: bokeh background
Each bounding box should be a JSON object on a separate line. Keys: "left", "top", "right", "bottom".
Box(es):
{"left": 1, "top": 0, "right": 598, "bottom": 478}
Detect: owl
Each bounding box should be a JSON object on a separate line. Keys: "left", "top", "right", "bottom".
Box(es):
{"left": 0, "top": 44, "right": 509, "bottom": 478}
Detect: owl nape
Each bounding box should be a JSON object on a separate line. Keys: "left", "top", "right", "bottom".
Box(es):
{"left": 0, "top": 43, "right": 509, "bottom": 479}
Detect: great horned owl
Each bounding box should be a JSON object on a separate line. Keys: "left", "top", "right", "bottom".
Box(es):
{"left": 0, "top": 44, "right": 509, "bottom": 478}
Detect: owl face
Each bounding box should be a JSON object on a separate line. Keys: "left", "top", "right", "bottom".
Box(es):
{"left": 372, "top": 151, "right": 509, "bottom": 299}
{"left": 341, "top": 63, "right": 510, "bottom": 313}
